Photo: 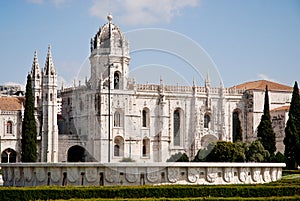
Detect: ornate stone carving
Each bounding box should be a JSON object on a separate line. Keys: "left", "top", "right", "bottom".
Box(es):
{"left": 24, "top": 168, "right": 33, "bottom": 182}
{"left": 187, "top": 168, "right": 199, "bottom": 183}
{"left": 223, "top": 168, "right": 233, "bottom": 183}
{"left": 14, "top": 168, "right": 21, "bottom": 181}
{"left": 105, "top": 168, "right": 118, "bottom": 183}
{"left": 51, "top": 168, "right": 61, "bottom": 183}
{"left": 126, "top": 167, "right": 138, "bottom": 183}
{"left": 251, "top": 167, "right": 261, "bottom": 182}
{"left": 2, "top": 168, "right": 8, "bottom": 182}
{"left": 67, "top": 167, "right": 79, "bottom": 183}
{"left": 238, "top": 167, "right": 248, "bottom": 182}
{"left": 262, "top": 168, "right": 271, "bottom": 182}
{"left": 206, "top": 168, "right": 218, "bottom": 183}
{"left": 167, "top": 168, "right": 180, "bottom": 183}
{"left": 35, "top": 168, "right": 46, "bottom": 182}
{"left": 271, "top": 168, "right": 277, "bottom": 182}
{"left": 277, "top": 168, "right": 282, "bottom": 180}
{"left": 85, "top": 168, "right": 98, "bottom": 182}
{"left": 7, "top": 167, "right": 13, "bottom": 182}
{"left": 146, "top": 167, "right": 159, "bottom": 183}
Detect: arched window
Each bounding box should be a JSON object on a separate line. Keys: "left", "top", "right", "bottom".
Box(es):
{"left": 204, "top": 113, "right": 210, "bottom": 129}
{"left": 6, "top": 121, "right": 12, "bottom": 134}
{"left": 114, "top": 72, "right": 120, "bottom": 89}
{"left": 173, "top": 109, "right": 181, "bottom": 146}
{"left": 114, "top": 111, "right": 121, "bottom": 127}
{"left": 1, "top": 148, "right": 17, "bottom": 163}
{"left": 233, "top": 110, "right": 242, "bottom": 142}
{"left": 142, "top": 138, "right": 150, "bottom": 157}
{"left": 114, "top": 136, "right": 124, "bottom": 157}
{"left": 142, "top": 108, "right": 150, "bottom": 128}
{"left": 114, "top": 145, "right": 120, "bottom": 157}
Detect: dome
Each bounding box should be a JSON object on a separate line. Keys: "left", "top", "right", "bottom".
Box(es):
{"left": 90, "top": 15, "right": 129, "bottom": 55}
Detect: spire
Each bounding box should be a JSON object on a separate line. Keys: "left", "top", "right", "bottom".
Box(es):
{"left": 31, "top": 50, "right": 41, "bottom": 79}
{"left": 205, "top": 70, "right": 210, "bottom": 88}
{"left": 44, "top": 45, "right": 55, "bottom": 76}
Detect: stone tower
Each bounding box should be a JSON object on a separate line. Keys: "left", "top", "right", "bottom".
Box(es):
{"left": 89, "top": 14, "right": 130, "bottom": 90}
{"left": 41, "top": 45, "right": 58, "bottom": 162}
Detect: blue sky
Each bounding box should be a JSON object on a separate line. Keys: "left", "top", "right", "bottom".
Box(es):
{"left": 0, "top": 0, "right": 299, "bottom": 88}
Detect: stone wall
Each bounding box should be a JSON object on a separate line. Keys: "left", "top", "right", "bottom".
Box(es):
{"left": 1, "top": 162, "right": 285, "bottom": 186}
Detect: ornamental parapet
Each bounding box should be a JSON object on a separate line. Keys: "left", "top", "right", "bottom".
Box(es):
{"left": 0, "top": 162, "right": 285, "bottom": 186}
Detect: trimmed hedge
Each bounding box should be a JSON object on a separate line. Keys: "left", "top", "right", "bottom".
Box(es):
{"left": 0, "top": 185, "right": 300, "bottom": 201}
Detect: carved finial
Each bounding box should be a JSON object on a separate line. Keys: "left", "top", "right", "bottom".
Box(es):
{"left": 107, "top": 14, "right": 113, "bottom": 22}
{"left": 205, "top": 69, "right": 210, "bottom": 88}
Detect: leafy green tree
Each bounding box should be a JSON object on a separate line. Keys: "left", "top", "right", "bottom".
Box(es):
{"left": 167, "top": 152, "right": 189, "bottom": 162}
{"left": 246, "top": 140, "right": 270, "bottom": 162}
{"left": 285, "top": 81, "right": 300, "bottom": 167}
{"left": 284, "top": 114, "right": 299, "bottom": 169}
{"left": 21, "top": 74, "right": 37, "bottom": 162}
{"left": 233, "top": 141, "right": 246, "bottom": 162}
{"left": 206, "top": 141, "right": 237, "bottom": 162}
{"left": 257, "top": 85, "right": 276, "bottom": 158}
{"left": 273, "top": 152, "right": 285, "bottom": 163}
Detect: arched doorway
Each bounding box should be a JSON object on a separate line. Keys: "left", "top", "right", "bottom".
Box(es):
{"left": 67, "top": 145, "right": 86, "bottom": 162}
{"left": 1, "top": 148, "right": 17, "bottom": 163}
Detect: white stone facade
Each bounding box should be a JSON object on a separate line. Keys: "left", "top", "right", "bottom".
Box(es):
{"left": 0, "top": 16, "right": 293, "bottom": 164}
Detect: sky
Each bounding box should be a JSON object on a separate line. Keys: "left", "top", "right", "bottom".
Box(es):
{"left": 0, "top": 0, "right": 300, "bottom": 89}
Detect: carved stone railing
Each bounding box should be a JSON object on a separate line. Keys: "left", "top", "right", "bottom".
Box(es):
{"left": 0, "top": 162, "right": 285, "bottom": 186}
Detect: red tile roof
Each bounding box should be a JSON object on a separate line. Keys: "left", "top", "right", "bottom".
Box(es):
{"left": 0, "top": 96, "right": 24, "bottom": 111}
{"left": 234, "top": 80, "right": 292, "bottom": 92}
{"left": 271, "top": 105, "right": 290, "bottom": 112}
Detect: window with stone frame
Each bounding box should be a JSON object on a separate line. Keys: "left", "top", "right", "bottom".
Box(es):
{"left": 142, "top": 108, "right": 150, "bottom": 128}
{"left": 6, "top": 121, "right": 13, "bottom": 134}
{"left": 204, "top": 113, "right": 210, "bottom": 129}
{"left": 173, "top": 109, "right": 181, "bottom": 146}
{"left": 114, "top": 71, "right": 120, "bottom": 89}
{"left": 142, "top": 137, "right": 150, "bottom": 157}
{"left": 114, "top": 111, "right": 121, "bottom": 127}
{"left": 114, "top": 136, "right": 124, "bottom": 157}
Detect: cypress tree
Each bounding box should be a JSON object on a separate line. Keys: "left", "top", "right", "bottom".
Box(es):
{"left": 257, "top": 85, "right": 276, "bottom": 157}
{"left": 289, "top": 82, "right": 300, "bottom": 132}
{"left": 285, "top": 81, "right": 300, "bottom": 167}
{"left": 21, "top": 74, "right": 37, "bottom": 162}
{"left": 284, "top": 114, "right": 299, "bottom": 169}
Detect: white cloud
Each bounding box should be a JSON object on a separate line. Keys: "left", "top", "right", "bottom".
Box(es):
{"left": 27, "top": 0, "right": 44, "bottom": 4}
{"left": 257, "top": 73, "right": 278, "bottom": 82}
{"left": 90, "top": 0, "right": 200, "bottom": 25}
{"left": 27, "top": 0, "right": 69, "bottom": 6}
